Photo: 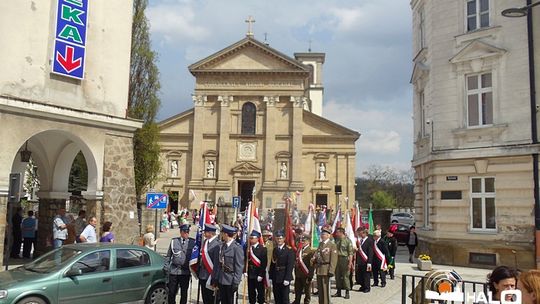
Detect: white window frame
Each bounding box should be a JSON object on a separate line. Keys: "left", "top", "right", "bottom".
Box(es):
{"left": 466, "top": 72, "right": 493, "bottom": 128}
{"left": 470, "top": 177, "right": 496, "bottom": 232}
{"left": 423, "top": 179, "right": 430, "bottom": 228}
{"left": 466, "top": 0, "right": 490, "bottom": 32}
{"left": 419, "top": 7, "right": 426, "bottom": 49}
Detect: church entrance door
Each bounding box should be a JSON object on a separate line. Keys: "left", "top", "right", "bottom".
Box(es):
{"left": 238, "top": 180, "right": 254, "bottom": 212}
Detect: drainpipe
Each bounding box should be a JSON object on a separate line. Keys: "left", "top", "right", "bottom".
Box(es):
{"left": 526, "top": 0, "right": 540, "bottom": 269}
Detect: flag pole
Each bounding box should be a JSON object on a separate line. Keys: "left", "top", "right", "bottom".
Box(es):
{"left": 242, "top": 190, "right": 256, "bottom": 304}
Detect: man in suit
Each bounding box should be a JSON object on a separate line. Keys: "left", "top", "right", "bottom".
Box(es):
{"left": 312, "top": 226, "right": 337, "bottom": 304}
{"left": 198, "top": 224, "right": 220, "bottom": 304}
{"left": 165, "top": 224, "right": 196, "bottom": 304}
{"left": 213, "top": 224, "right": 244, "bottom": 304}
{"left": 372, "top": 229, "right": 389, "bottom": 288}
{"left": 269, "top": 230, "right": 295, "bottom": 304}
{"left": 355, "top": 227, "right": 373, "bottom": 293}
{"left": 247, "top": 230, "right": 267, "bottom": 304}
{"left": 293, "top": 234, "right": 315, "bottom": 304}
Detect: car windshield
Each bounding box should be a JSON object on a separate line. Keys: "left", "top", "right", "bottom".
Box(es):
{"left": 24, "top": 248, "right": 81, "bottom": 273}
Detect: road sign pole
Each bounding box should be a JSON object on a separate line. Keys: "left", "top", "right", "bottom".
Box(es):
{"left": 233, "top": 207, "right": 238, "bottom": 226}
{"left": 155, "top": 209, "right": 159, "bottom": 239}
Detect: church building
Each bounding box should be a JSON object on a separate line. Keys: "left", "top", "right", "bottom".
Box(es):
{"left": 157, "top": 33, "right": 359, "bottom": 218}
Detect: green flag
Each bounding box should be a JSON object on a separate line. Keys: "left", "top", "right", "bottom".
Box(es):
{"left": 368, "top": 208, "right": 374, "bottom": 235}
{"left": 311, "top": 213, "right": 320, "bottom": 248}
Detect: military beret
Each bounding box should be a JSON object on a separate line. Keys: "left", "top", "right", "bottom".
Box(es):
{"left": 179, "top": 224, "right": 190, "bottom": 232}
{"left": 221, "top": 224, "right": 237, "bottom": 234}
{"left": 250, "top": 230, "right": 261, "bottom": 238}
{"left": 203, "top": 224, "right": 217, "bottom": 232}
{"left": 321, "top": 227, "right": 332, "bottom": 234}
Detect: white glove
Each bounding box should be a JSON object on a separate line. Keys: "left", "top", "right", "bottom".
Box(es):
{"left": 269, "top": 279, "right": 273, "bottom": 286}
{"left": 283, "top": 280, "right": 290, "bottom": 286}
{"left": 243, "top": 273, "right": 248, "bottom": 277}
{"left": 257, "top": 276, "right": 263, "bottom": 282}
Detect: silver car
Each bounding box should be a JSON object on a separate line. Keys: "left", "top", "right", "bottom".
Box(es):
{"left": 391, "top": 212, "right": 415, "bottom": 226}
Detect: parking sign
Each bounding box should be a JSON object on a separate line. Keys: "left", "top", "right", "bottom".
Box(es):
{"left": 232, "top": 196, "right": 241, "bottom": 209}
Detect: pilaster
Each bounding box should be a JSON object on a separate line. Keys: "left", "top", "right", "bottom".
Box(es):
{"left": 263, "top": 96, "right": 278, "bottom": 187}
{"left": 217, "top": 95, "right": 232, "bottom": 188}
{"left": 290, "top": 96, "right": 305, "bottom": 190}
{"left": 189, "top": 95, "right": 206, "bottom": 187}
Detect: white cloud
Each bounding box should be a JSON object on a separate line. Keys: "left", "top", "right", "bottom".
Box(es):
{"left": 147, "top": 4, "right": 210, "bottom": 43}
{"left": 360, "top": 130, "right": 401, "bottom": 154}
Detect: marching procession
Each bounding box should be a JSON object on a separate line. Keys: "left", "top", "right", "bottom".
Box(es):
{"left": 164, "top": 200, "right": 406, "bottom": 304}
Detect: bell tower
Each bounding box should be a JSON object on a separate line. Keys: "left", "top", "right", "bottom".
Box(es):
{"left": 294, "top": 52, "right": 325, "bottom": 116}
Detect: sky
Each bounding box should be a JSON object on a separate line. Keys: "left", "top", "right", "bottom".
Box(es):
{"left": 147, "top": 0, "right": 413, "bottom": 177}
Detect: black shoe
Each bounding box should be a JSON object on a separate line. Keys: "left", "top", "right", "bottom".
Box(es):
{"left": 381, "top": 283, "right": 386, "bottom": 287}
{"left": 371, "top": 283, "right": 378, "bottom": 287}
{"left": 344, "top": 291, "right": 350, "bottom": 299}
{"left": 332, "top": 291, "right": 342, "bottom": 297}
{"left": 390, "top": 275, "right": 395, "bottom": 280}
{"left": 357, "top": 288, "right": 366, "bottom": 292}
{"left": 363, "top": 289, "right": 370, "bottom": 293}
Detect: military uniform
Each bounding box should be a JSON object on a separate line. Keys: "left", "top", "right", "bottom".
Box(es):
{"left": 263, "top": 233, "right": 274, "bottom": 303}
{"left": 383, "top": 234, "right": 397, "bottom": 279}
{"left": 165, "top": 226, "right": 195, "bottom": 304}
{"left": 333, "top": 235, "right": 354, "bottom": 298}
{"left": 355, "top": 235, "right": 374, "bottom": 293}
{"left": 313, "top": 236, "right": 337, "bottom": 304}
{"left": 269, "top": 242, "right": 295, "bottom": 304}
{"left": 213, "top": 225, "right": 244, "bottom": 304}
{"left": 293, "top": 240, "right": 315, "bottom": 304}
{"left": 198, "top": 225, "right": 220, "bottom": 304}
{"left": 247, "top": 233, "right": 267, "bottom": 304}
{"left": 372, "top": 235, "right": 389, "bottom": 287}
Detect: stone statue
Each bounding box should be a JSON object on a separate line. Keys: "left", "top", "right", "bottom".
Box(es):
{"left": 280, "top": 162, "right": 288, "bottom": 179}
{"left": 170, "top": 160, "right": 178, "bottom": 177}
{"left": 319, "top": 163, "right": 326, "bottom": 180}
{"left": 207, "top": 161, "right": 215, "bottom": 178}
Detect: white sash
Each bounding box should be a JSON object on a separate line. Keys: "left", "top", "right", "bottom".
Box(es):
{"left": 202, "top": 239, "right": 214, "bottom": 274}
{"left": 250, "top": 246, "right": 262, "bottom": 267}
{"left": 297, "top": 245, "right": 309, "bottom": 276}
{"left": 373, "top": 240, "right": 387, "bottom": 271}
{"left": 358, "top": 238, "right": 368, "bottom": 263}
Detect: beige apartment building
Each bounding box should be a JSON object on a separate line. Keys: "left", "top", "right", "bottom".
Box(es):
{"left": 0, "top": 1, "right": 140, "bottom": 265}
{"left": 411, "top": 0, "right": 540, "bottom": 269}
{"left": 156, "top": 36, "right": 359, "bottom": 220}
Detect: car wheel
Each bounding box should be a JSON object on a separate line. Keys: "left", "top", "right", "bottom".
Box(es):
{"left": 391, "top": 220, "right": 398, "bottom": 223}
{"left": 16, "top": 297, "right": 47, "bottom": 304}
{"left": 145, "top": 284, "right": 167, "bottom": 304}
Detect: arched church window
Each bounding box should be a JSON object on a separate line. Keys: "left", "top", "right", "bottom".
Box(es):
{"left": 241, "top": 102, "right": 256, "bottom": 135}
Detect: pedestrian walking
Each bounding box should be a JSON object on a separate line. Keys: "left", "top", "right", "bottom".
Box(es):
{"left": 269, "top": 230, "right": 295, "bottom": 304}
{"left": 52, "top": 208, "right": 68, "bottom": 248}
{"left": 355, "top": 227, "right": 373, "bottom": 293}
{"left": 143, "top": 224, "right": 158, "bottom": 250}
{"left": 293, "top": 234, "right": 315, "bottom": 304}
{"left": 383, "top": 228, "right": 398, "bottom": 280}
{"left": 246, "top": 230, "right": 267, "bottom": 304}
{"left": 312, "top": 226, "right": 337, "bottom": 304}
{"left": 372, "top": 230, "right": 389, "bottom": 287}
{"left": 79, "top": 216, "right": 98, "bottom": 243}
{"left": 407, "top": 225, "right": 418, "bottom": 263}
{"left": 73, "top": 210, "right": 86, "bottom": 243}
{"left": 332, "top": 227, "right": 354, "bottom": 299}
{"left": 21, "top": 210, "right": 36, "bottom": 258}
{"left": 212, "top": 224, "right": 244, "bottom": 304}
{"left": 100, "top": 221, "right": 115, "bottom": 243}
{"left": 198, "top": 224, "right": 220, "bottom": 304}
{"left": 165, "top": 224, "right": 195, "bottom": 304}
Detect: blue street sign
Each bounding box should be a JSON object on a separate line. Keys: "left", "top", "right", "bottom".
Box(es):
{"left": 146, "top": 193, "right": 168, "bottom": 209}
{"left": 52, "top": 0, "right": 88, "bottom": 79}
{"left": 232, "top": 196, "right": 241, "bottom": 209}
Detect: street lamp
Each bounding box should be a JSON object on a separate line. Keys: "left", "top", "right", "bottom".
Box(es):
{"left": 502, "top": 1, "right": 540, "bottom": 17}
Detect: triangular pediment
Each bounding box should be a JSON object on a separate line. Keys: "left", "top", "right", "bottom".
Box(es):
{"left": 410, "top": 61, "right": 430, "bottom": 84}
{"left": 158, "top": 109, "right": 194, "bottom": 135}
{"left": 189, "top": 37, "right": 309, "bottom": 74}
{"left": 231, "top": 162, "right": 262, "bottom": 174}
{"left": 303, "top": 111, "right": 360, "bottom": 139}
{"left": 450, "top": 40, "right": 506, "bottom": 64}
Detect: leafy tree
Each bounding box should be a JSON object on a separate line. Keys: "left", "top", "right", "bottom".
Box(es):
{"left": 356, "top": 165, "right": 415, "bottom": 209}
{"left": 129, "top": 0, "right": 161, "bottom": 198}
{"left": 371, "top": 190, "right": 397, "bottom": 209}
{"left": 69, "top": 151, "right": 88, "bottom": 193}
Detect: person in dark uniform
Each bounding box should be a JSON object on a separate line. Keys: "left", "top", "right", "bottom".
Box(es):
{"left": 11, "top": 207, "right": 23, "bottom": 258}
{"left": 293, "top": 234, "right": 315, "bottom": 304}
{"left": 165, "top": 224, "right": 196, "bottom": 304}
{"left": 269, "top": 230, "right": 295, "bottom": 304}
{"left": 246, "top": 230, "right": 267, "bottom": 304}
{"left": 355, "top": 227, "right": 373, "bottom": 293}
{"left": 371, "top": 230, "right": 389, "bottom": 288}
{"left": 213, "top": 224, "right": 244, "bottom": 304}
{"left": 383, "top": 228, "right": 398, "bottom": 280}
{"left": 198, "top": 224, "right": 220, "bottom": 304}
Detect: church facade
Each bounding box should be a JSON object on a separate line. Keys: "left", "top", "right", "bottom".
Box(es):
{"left": 157, "top": 36, "right": 359, "bottom": 218}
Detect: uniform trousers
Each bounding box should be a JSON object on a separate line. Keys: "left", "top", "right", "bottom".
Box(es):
{"left": 273, "top": 282, "right": 290, "bottom": 304}
{"left": 355, "top": 264, "right": 370, "bottom": 292}
{"left": 316, "top": 275, "right": 330, "bottom": 304}
{"left": 335, "top": 256, "right": 350, "bottom": 291}
{"left": 372, "top": 264, "right": 386, "bottom": 286}
{"left": 218, "top": 284, "right": 235, "bottom": 304}
{"left": 248, "top": 278, "right": 265, "bottom": 304}
{"left": 168, "top": 274, "right": 190, "bottom": 304}
{"left": 293, "top": 276, "right": 312, "bottom": 304}
{"left": 199, "top": 278, "right": 215, "bottom": 304}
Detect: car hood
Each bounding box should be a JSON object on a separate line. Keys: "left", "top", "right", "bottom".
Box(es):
{"left": 0, "top": 267, "right": 50, "bottom": 289}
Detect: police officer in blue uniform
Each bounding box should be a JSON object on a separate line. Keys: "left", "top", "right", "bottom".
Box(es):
{"left": 213, "top": 224, "right": 244, "bottom": 304}
{"left": 269, "top": 230, "right": 295, "bottom": 304}
{"left": 165, "top": 224, "right": 195, "bottom": 304}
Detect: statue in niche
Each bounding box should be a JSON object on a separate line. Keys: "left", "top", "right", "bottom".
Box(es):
{"left": 170, "top": 160, "right": 178, "bottom": 177}
{"left": 319, "top": 163, "right": 326, "bottom": 180}
{"left": 280, "top": 162, "right": 288, "bottom": 179}
{"left": 207, "top": 161, "right": 215, "bottom": 178}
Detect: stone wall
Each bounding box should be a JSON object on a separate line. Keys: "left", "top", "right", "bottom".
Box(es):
{"left": 35, "top": 199, "right": 66, "bottom": 257}
{"left": 102, "top": 134, "right": 139, "bottom": 244}
{"left": 0, "top": 195, "right": 7, "bottom": 268}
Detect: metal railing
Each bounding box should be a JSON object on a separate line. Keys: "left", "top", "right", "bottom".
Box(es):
{"left": 401, "top": 274, "right": 488, "bottom": 304}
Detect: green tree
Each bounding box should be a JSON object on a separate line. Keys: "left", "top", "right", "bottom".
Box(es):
{"left": 370, "top": 190, "right": 397, "bottom": 209}
{"left": 69, "top": 151, "right": 88, "bottom": 193}
{"left": 129, "top": 0, "right": 161, "bottom": 198}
